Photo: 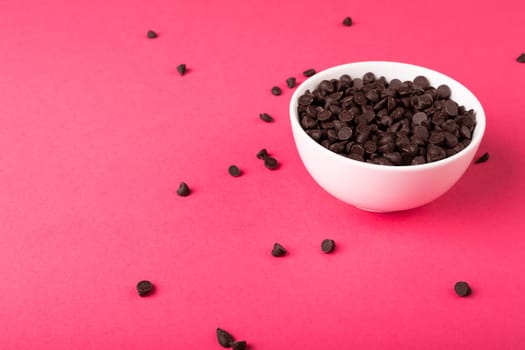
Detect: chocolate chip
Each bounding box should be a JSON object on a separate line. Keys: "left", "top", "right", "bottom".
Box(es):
{"left": 259, "top": 113, "right": 274, "bottom": 122}
{"left": 231, "top": 341, "right": 247, "bottom": 350}
{"left": 342, "top": 17, "right": 353, "bottom": 26}
{"left": 437, "top": 84, "right": 451, "bottom": 99}
{"left": 364, "top": 140, "right": 377, "bottom": 154}
{"left": 413, "top": 75, "right": 430, "bottom": 89}
{"left": 412, "top": 156, "right": 426, "bottom": 165}
{"left": 264, "top": 156, "right": 279, "bottom": 170}
{"left": 337, "top": 126, "right": 353, "bottom": 140}
{"left": 256, "top": 148, "right": 268, "bottom": 160}
{"left": 517, "top": 53, "right": 525, "bottom": 63}
{"left": 216, "top": 328, "right": 235, "bottom": 348}
{"left": 136, "top": 280, "right": 153, "bottom": 297}
{"left": 454, "top": 281, "right": 472, "bottom": 297}
{"left": 363, "top": 72, "right": 376, "bottom": 84}
{"left": 147, "top": 30, "right": 158, "bottom": 39}
{"left": 443, "top": 132, "right": 459, "bottom": 147}
{"left": 286, "top": 77, "right": 296, "bottom": 88}
{"left": 321, "top": 239, "right": 336, "bottom": 253}
{"left": 427, "top": 144, "right": 446, "bottom": 162}
{"left": 271, "top": 86, "right": 282, "bottom": 96}
{"left": 303, "top": 68, "right": 316, "bottom": 77}
{"left": 176, "top": 64, "right": 186, "bottom": 76}
{"left": 228, "top": 165, "right": 241, "bottom": 177}
{"left": 412, "top": 112, "right": 428, "bottom": 125}
{"left": 444, "top": 100, "right": 458, "bottom": 116}
{"left": 272, "top": 243, "right": 287, "bottom": 257}
{"left": 474, "top": 152, "right": 489, "bottom": 164}
{"left": 460, "top": 125, "right": 472, "bottom": 139}
{"left": 176, "top": 182, "right": 191, "bottom": 196}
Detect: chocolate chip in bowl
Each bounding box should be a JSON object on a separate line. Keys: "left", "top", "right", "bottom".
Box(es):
{"left": 289, "top": 61, "right": 486, "bottom": 212}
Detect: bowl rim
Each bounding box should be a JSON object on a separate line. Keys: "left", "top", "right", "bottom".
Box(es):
{"left": 289, "top": 61, "right": 486, "bottom": 172}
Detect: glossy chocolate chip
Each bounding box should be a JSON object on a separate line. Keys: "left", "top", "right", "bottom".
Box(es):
{"left": 342, "top": 17, "right": 353, "bottom": 26}
{"left": 517, "top": 53, "right": 525, "bottom": 63}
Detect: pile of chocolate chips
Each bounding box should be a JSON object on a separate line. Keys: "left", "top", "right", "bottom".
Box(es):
{"left": 297, "top": 73, "right": 476, "bottom": 165}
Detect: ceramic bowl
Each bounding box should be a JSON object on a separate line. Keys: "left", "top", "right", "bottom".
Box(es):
{"left": 289, "top": 61, "right": 486, "bottom": 212}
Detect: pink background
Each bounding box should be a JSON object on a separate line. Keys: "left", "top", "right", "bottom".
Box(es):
{"left": 1, "top": 0, "right": 524, "bottom": 348}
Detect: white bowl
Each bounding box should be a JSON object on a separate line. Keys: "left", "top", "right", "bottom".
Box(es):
{"left": 289, "top": 61, "right": 486, "bottom": 212}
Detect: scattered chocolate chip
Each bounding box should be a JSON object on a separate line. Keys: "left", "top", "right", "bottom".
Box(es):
{"left": 228, "top": 165, "right": 241, "bottom": 177}
{"left": 454, "top": 281, "right": 472, "bottom": 297}
{"left": 147, "top": 30, "right": 158, "bottom": 39}
{"left": 303, "top": 68, "right": 316, "bottom": 77}
{"left": 136, "top": 280, "right": 153, "bottom": 297}
{"left": 474, "top": 152, "right": 489, "bottom": 164}
{"left": 264, "top": 156, "right": 279, "bottom": 170}
{"left": 176, "top": 182, "right": 191, "bottom": 196}
{"left": 271, "top": 86, "right": 282, "bottom": 96}
{"left": 517, "top": 53, "right": 525, "bottom": 63}
{"left": 216, "top": 328, "right": 235, "bottom": 348}
{"left": 342, "top": 17, "right": 353, "bottom": 26}
{"left": 259, "top": 113, "right": 274, "bottom": 122}
{"left": 176, "top": 64, "right": 187, "bottom": 76}
{"left": 272, "top": 243, "right": 287, "bottom": 257}
{"left": 231, "top": 341, "right": 247, "bottom": 350}
{"left": 256, "top": 148, "right": 268, "bottom": 160}
{"left": 321, "top": 239, "right": 336, "bottom": 253}
{"left": 286, "top": 77, "right": 297, "bottom": 88}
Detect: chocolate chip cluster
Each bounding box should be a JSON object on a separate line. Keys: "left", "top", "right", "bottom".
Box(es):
{"left": 297, "top": 73, "right": 476, "bottom": 165}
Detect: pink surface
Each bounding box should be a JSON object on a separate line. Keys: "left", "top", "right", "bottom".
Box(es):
{"left": 1, "top": 0, "right": 524, "bottom": 348}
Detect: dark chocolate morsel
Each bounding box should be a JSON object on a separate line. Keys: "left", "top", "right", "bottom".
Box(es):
{"left": 264, "top": 156, "right": 279, "bottom": 170}
{"left": 272, "top": 243, "right": 287, "bottom": 257}
{"left": 216, "top": 328, "right": 235, "bottom": 348}
{"left": 136, "top": 280, "right": 153, "bottom": 297}
{"left": 228, "top": 165, "right": 241, "bottom": 177}
{"left": 231, "top": 341, "right": 247, "bottom": 350}
{"left": 454, "top": 281, "right": 472, "bottom": 297}
{"left": 176, "top": 64, "right": 187, "bottom": 76}
{"left": 176, "top": 182, "right": 191, "bottom": 196}
{"left": 256, "top": 148, "right": 268, "bottom": 160}
{"left": 271, "top": 86, "right": 282, "bottom": 96}
{"left": 259, "top": 113, "right": 274, "bottom": 122}
{"left": 303, "top": 68, "right": 316, "bottom": 77}
{"left": 147, "top": 30, "right": 158, "bottom": 39}
{"left": 286, "top": 77, "right": 296, "bottom": 88}
{"left": 321, "top": 239, "right": 336, "bottom": 253}
{"left": 474, "top": 152, "right": 489, "bottom": 164}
